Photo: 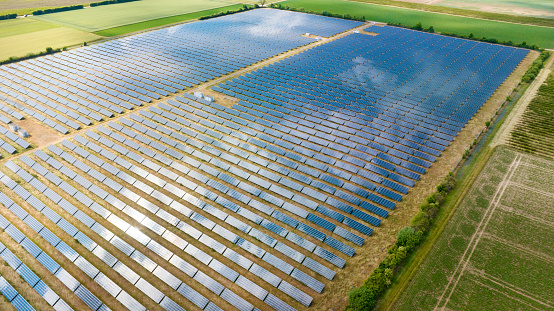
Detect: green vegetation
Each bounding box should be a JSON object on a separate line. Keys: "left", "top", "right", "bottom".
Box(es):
{"left": 0, "top": 13, "right": 16, "bottom": 20}
{"left": 0, "top": 25, "right": 101, "bottom": 62}
{"left": 279, "top": 0, "right": 554, "bottom": 49}
{"left": 509, "top": 70, "right": 554, "bottom": 158}
{"left": 345, "top": 174, "right": 457, "bottom": 310}
{"left": 199, "top": 4, "right": 256, "bottom": 20}
{"left": 0, "top": 18, "right": 58, "bottom": 38}
{"left": 0, "top": 46, "right": 62, "bottom": 65}
{"left": 522, "top": 51, "right": 550, "bottom": 82}
{"left": 32, "top": 0, "right": 237, "bottom": 32}
{"left": 94, "top": 4, "right": 243, "bottom": 36}
{"left": 391, "top": 146, "right": 554, "bottom": 310}
{"left": 349, "top": 0, "right": 554, "bottom": 27}
{"left": 33, "top": 5, "right": 84, "bottom": 16}
{"left": 90, "top": 0, "right": 139, "bottom": 7}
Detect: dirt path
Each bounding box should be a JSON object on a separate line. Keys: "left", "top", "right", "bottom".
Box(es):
{"left": 466, "top": 267, "right": 554, "bottom": 310}
{"left": 434, "top": 154, "right": 522, "bottom": 311}
{"left": 491, "top": 55, "right": 554, "bottom": 148}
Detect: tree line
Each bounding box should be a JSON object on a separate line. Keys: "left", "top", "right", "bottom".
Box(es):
{"left": 346, "top": 174, "right": 457, "bottom": 310}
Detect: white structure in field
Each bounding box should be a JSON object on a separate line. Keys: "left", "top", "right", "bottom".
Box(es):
{"left": 194, "top": 91, "right": 204, "bottom": 98}
{"left": 17, "top": 129, "right": 28, "bottom": 138}
{"left": 9, "top": 123, "right": 19, "bottom": 132}
{"left": 204, "top": 95, "right": 214, "bottom": 102}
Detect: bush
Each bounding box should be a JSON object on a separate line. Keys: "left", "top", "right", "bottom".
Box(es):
{"left": 347, "top": 286, "right": 376, "bottom": 311}
{"left": 90, "top": 0, "right": 139, "bottom": 7}
{"left": 0, "top": 46, "right": 62, "bottom": 65}
{"left": 33, "top": 5, "right": 83, "bottom": 15}
{"left": 199, "top": 5, "right": 256, "bottom": 20}
{"left": 0, "top": 14, "right": 17, "bottom": 20}
{"left": 522, "top": 51, "right": 550, "bottom": 82}
{"left": 345, "top": 174, "right": 457, "bottom": 310}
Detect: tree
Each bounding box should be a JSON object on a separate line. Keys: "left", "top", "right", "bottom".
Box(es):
{"left": 427, "top": 26, "right": 435, "bottom": 33}
{"left": 45, "top": 47, "right": 54, "bottom": 54}
{"left": 347, "top": 286, "right": 376, "bottom": 311}
{"left": 412, "top": 22, "right": 423, "bottom": 31}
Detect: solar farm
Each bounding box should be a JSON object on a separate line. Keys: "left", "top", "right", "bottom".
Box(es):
{"left": 0, "top": 8, "right": 537, "bottom": 311}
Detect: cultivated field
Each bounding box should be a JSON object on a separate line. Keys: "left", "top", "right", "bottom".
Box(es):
{"left": 31, "top": 0, "right": 240, "bottom": 32}
{"left": 392, "top": 146, "right": 554, "bottom": 311}
{"left": 398, "top": 0, "right": 554, "bottom": 19}
{"left": 94, "top": 4, "right": 244, "bottom": 37}
{"left": 0, "top": 0, "right": 92, "bottom": 16}
{"left": 0, "top": 26, "right": 101, "bottom": 60}
{"left": 509, "top": 70, "right": 554, "bottom": 158}
{"left": 280, "top": 0, "right": 554, "bottom": 49}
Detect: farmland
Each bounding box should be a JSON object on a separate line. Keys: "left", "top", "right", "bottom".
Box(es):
{"left": 94, "top": 4, "right": 244, "bottom": 37}
{"left": 397, "top": 0, "right": 554, "bottom": 19}
{"left": 509, "top": 70, "right": 554, "bottom": 158}
{"left": 392, "top": 146, "right": 554, "bottom": 311}
{"left": 279, "top": 0, "right": 554, "bottom": 49}
{"left": 31, "top": 0, "right": 240, "bottom": 32}
{"left": 0, "top": 26, "right": 101, "bottom": 61}
{"left": 0, "top": 0, "right": 92, "bottom": 16}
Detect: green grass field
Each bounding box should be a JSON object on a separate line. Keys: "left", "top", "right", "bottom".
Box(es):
{"left": 31, "top": 0, "right": 238, "bottom": 32}
{"left": 392, "top": 146, "right": 554, "bottom": 310}
{"left": 0, "top": 18, "right": 57, "bottom": 38}
{"left": 0, "top": 24, "right": 101, "bottom": 60}
{"left": 280, "top": 0, "right": 554, "bottom": 49}
{"left": 95, "top": 4, "right": 244, "bottom": 37}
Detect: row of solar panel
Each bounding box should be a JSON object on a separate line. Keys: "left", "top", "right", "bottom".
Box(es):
{"left": 33, "top": 141, "right": 311, "bottom": 309}
{"left": 128, "top": 100, "right": 381, "bottom": 241}
{"left": 80, "top": 125, "right": 348, "bottom": 279}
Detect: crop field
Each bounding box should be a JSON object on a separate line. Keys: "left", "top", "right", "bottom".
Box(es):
{"left": 31, "top": 0, "right": 242, "bottom": 32}
{"left": 392, "top": 146, "right": 554, "bottom": 311}
{"left": 0, "top": 26, "right": 101, "bottom": 60}
{"left": 0, "top": 18, "right": 103, "bottom": 62}
{"left": 402, "top": 0, "right": 554, "bottom": 19}
{"left": 509, "top": 71, "right": 554, "bottom": 158}
{"left": 279, "top": 0, "right": 554, "bottom": 49}
{"left": 94, "top": 4, "right": 245, "bottom": 37}
{"left": 0, "top": 0, "right": 92, "bottom": 16}
{"left": 0, "top": 8, "right": 539, "bottom": 311}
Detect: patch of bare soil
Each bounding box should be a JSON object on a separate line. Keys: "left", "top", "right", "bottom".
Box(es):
{"left": 16, "top": 117, "right": 61, "bottom": 148}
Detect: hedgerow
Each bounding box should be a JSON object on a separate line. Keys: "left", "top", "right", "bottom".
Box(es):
{"left": 345, "top": 174, "right": 457, "bottom": 311}
{"left": 33, "top": 5, "right": 84, "bottom": 15}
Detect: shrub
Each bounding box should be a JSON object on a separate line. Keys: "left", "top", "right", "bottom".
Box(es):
{"left": 33, "top": 5, "right": 83, "bottom": 15}
{"left": 347, "top": 286, "right": 376, "bottom": 311}
{"left": 90, "top": 0, "right": 139, "bottom": 7}
{"left": 0, "top": 14, "right": 17, "bottom": 20}
{"left": 345, "top": 173, "right": 457, "bottom": 310}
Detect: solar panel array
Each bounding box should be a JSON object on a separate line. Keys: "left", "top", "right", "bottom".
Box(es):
{"left": 0, "top": 9, "right": 361, "bottom": 135}
{"left": 0, "top": 11, "right": 529, "bottom": 311}
{"left": 213, "top": 26, "right": 528, "bottom": 200}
